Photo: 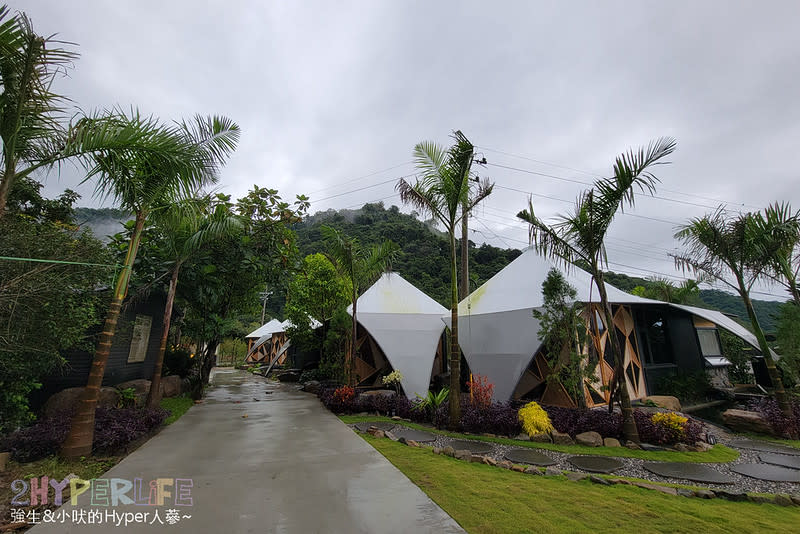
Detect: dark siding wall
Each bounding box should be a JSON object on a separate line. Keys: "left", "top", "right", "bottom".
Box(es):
{"left": 39, "top": 294, "right": 166, "bottom": 399}
{"left": 666, "top": 311, "right": 704, "bottom": 373}
{"left": 635, "top": 305, "right": 704, "bottom": 395}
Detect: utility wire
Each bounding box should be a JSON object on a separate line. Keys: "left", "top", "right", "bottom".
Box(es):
{"left": 477, "top": 145, "right": 760, "bottom": 210}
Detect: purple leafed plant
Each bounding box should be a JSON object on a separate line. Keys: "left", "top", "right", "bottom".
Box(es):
{"left": 2, "top": 407, "right": 168, "bottom": 462}
{"left": 748, "top": 397, "right": 800, "bottom": 438}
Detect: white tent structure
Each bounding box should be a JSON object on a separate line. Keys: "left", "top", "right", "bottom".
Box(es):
{"left": 349, "top": 272, "right": 448, "bottom": 399}
{"left": 245, "top": 319, "right": 288, "bottom": 363}
{"left": 453, "top": 247, "right": 763, "bottom": 404}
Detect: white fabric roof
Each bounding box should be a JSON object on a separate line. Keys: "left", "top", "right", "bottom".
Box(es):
{"left": 351, "top": 272, "right": 448, "bottom": 399}
{"left": 246, "top": 318, "right": 285, "bottom": 338}
{"left": 450, "top": 246, "right": 766, "bottom": 401}
{"left": 459, "top": 247, "right": 656, "bottom": 317}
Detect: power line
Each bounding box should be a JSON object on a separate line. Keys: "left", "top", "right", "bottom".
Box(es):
{"left": 312, "top": 174, "right": 414, "bottom": 204}
{"left": 477, "top": 145, "right": 760, "bottom": 210}
{"left": 307, "top": 161, "right": 413, "bottom": 195}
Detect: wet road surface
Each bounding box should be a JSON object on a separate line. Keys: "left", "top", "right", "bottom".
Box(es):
{"left": 29, "top": 369, "right": 464, "bottom": 533}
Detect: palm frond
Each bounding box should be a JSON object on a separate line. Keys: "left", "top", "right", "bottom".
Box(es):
{"left": 396, "top": 177, "right": 448, "bottom": 229}
{"left": 413, "top": 141, "right": 448, "bottom": 183}
{"left": 517, "top": 196, "right": 585, "bottom": 271}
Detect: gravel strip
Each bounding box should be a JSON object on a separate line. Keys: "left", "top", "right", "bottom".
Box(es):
{"left": 350, "top": 422, "right": 800, "bottom": 495}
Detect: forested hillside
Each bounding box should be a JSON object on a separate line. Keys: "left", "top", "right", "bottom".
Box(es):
{"left": 292, "top": 202, "right": 522, "bottom": 306}
{"left": 74, "top": 203, "right": 785, "bottom": 331}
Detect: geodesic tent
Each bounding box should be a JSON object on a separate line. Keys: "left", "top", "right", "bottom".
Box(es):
{"left": 349, "top": 272, "right": 448, "bottom": 399}
{"left": 452, "top": 247, "right": 762, "bottom": 407}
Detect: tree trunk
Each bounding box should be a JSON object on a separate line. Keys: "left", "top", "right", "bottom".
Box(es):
{"left": 61, "top": 210, "right": 147, "bottom": 458}
{"left": 146, "top": 262, "right": 181, "bottom": 409}
{"left": 596, "top": 273, "right": 639, "bottom": 443}
{"left": 448, "top": 232, "right": 461, "bottom": 430}
{"left": 0, "top": 166, "right": 13, "bottom": 219}
{"left": 348, "top": 287, "right": 357, "bottom": 386}
{"left": 192, "top": 339, "right": 219, "bottom": 400}
{"left": 738, "top": 275, "right": 796, "bottom": 435}
{"left": 459, "top": 208, "right": 469, "bottom": 301}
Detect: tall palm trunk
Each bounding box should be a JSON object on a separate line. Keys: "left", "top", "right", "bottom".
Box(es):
{"left": 595, "top": 273, "right": 639, "bottom": 443}
{"left": 0, "top": 167, "right": 14, "bottom": 218}
{"left": 349, "top": 287, "right": 357, "bottom": 386}
{"left": 460, "top": 204, "right": 469, "bottom": 300}
{"left": 146, "top": 262, "right": 181, "bottom": 409}
{"left": 737, "top": 274, "right": 795, "bottom": 432}
{"left": 448, "top": 232, "right": 461, "bottom": 430}
{"left": 61, "top": 210, "right": 147, "bottom": 458}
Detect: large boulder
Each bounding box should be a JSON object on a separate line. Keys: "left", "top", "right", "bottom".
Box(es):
{"left": 116, "top": 379, "right": 152, "bottom": 406}
{"left": 42, "top": 387, "right": 120, "bottom": 418}
{"left": 301, "top": 380, "right": 321, "bottom": 395}
{"left": 575, "top": 431, "right": 603, "bottom": 447}
{"left": 721, "top": 409, "right": 775, "bottom": 435}
{"left": 644, "top": 395, "right": 682, "bottom": 412}
{"left": 160, "top": 375, "right": 183, "bottom": 398}
{"left": 552, "top": 430, "right": 574, "bottom": 445}
{"left": 276, "top": 370, "right": 301, "bottom": 382}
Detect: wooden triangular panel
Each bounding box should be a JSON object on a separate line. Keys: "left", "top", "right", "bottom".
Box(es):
{"left": 541, "top": 381, "right": 577, "bottom": 409}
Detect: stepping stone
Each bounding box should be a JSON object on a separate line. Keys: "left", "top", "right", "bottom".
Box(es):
{"left": 643, "top": 462, "right": 734, "bottom": 484}
{"left": 447, "top": 439, "right": 493, "bottom": 454}
{"left": 730, "top": 463, "right": 800, "bottom": 483}
{"left": 354, "top": 421, "right": 395, "bottom": 432}
{"left": 759, "top": 452, "right": 800, "bottom": 470}
{"left": 727, "top": 439, "right": 800, "bottom": 456}
{"left": 504, "top": 448, "right": 556, "bottom": 466}
{"left": 392, "top": 427, "right": 437, "bottom": 443}
{"left": 567, "top": 455, "right": 624, "bottom": 474}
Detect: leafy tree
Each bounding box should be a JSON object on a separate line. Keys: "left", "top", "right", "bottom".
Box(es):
{"left": 518, "top": 137, "right": 677, "bottom": 442}
{"left": 178, "top": 188, "right": 308, "bottom": 396}
{"left": 776, "top": 302, "right": 800, "bottom": 387}
{"left": 533, "top": 269, "right": 592, "bottom": 408}
{"left": 718, "top": 329, "right": 754, "bottom": 385}
{"left": 320, "top": 226, "right": 399, "bottom": 385}
{"left": 284, "top": 253, "right": 350, "bottom": 361}
{"left": 0, "top": 7, "right": 223, "bottom": 219}
{"left": 673, "top": 208, "right": 796, "bottom": 431}
{"left": 143, "top": 197, "right": 243, "bottom": 409}
{"left": 397, "top": 130, "right": 493, "bottom": 430}
{"left": 0, "top": 181, "right": 109, "bottom": 432}
{"left": 61, "top": 115, "right": 239, "bottom": 458}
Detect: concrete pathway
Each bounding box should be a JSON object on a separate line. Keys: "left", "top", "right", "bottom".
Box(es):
{"left": 30, "top": 369, "right": 464, "bottom": 533}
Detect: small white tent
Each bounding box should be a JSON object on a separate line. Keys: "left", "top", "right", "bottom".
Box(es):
{"left": 349, "top": 272, "right": 448, "bottom": 399}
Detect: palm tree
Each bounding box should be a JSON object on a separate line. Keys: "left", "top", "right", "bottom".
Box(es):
{"left": 0, "top": 7, "right": 206, "bottom": 217}
{"left": 320, "top": 226, "right": 399, "bottom": 386}
{"left": 517, "top": 137, "right": 676, "bottom": 442}
{"left": 397, "top": 130, "right": 493, "bottom": 430}
{"left": 60, "top": 114, "right": 239, "bottom": 458}
{"left": 753, "top": 203, "right": 800, "bottom": 305}
{"left": 144, "top": 197, "right": 243, "bottom": 409}
{"left": 632, "top": 277, "right": 702, "bottom": 304}
{"left": 673, "top": 208, "right": 796, "bottom": 428}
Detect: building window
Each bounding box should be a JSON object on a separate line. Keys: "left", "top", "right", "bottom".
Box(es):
{"left": 636, "top": 309, "right": 674, "bottom": 366}
{"left": 696, "top": 328, "right": 722, "bottom": 356}
{"left": 127, "top": 314, "right": 153, "bottom": 363}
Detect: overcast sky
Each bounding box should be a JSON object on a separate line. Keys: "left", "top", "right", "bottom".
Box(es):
{"left": 22, "top": 1, "right": 800, "bottom": 300}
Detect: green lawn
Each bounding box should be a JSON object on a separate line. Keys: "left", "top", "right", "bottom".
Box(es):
{"left": 160, "top": 394, "right": 193, "bottom": 425}
{"left": 362, "top": 435, "right": 800, "bottom": 534}
{"left": 341, "top": 415, "right": 739, "bottom": 463}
